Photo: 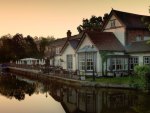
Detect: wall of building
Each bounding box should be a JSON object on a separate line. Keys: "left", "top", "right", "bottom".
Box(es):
{"left": 105, "top": 15, "right": 122, "bottom": 29}
{"left": 130, "top": 53, "right": 150, "bottom": 65}
{"left": 79, "top": 35, "right": 93, "bottom": 49}
{"left": 54, "top": 55, "right": 61, "bottom": 67}
{"left": 61, "top": 44, "right": 76, "bottom": 71}
{"left": 104, "top": 15, "right": 126, "bottom": 46}
{"left": 126, "top": 29, "right": 150, "bottom": 45}
{"left": 77, "top": 35, "right": 102, "bottom": 74}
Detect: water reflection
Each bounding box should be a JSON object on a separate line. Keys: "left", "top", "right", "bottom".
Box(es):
{"left": 0, "top": 73, "right": 150, "bottom": 113}
{"left": 46, "top": 81, "right": 139, "bottom": 113}
{"left": 0, "top": 74, "right": 36, "bottom": 100}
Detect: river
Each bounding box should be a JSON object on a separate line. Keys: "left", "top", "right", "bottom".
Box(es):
{"left": 0, "top": 73, "right": 149, "bottom": 113}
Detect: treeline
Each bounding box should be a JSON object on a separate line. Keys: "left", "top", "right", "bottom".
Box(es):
{"left": 0, "top": 33, "right": 55, "bottom": 63}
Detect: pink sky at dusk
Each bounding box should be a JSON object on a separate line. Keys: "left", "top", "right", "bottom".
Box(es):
{"left": 0, "top": 0, "right": 149, "bottom": 38}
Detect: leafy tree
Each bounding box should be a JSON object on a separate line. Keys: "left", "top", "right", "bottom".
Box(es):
{"left": 39, "top": 36, "right": 55, "bottom": 57}
{"left": 103, "top": 13, "right": 109, "bottom": 25}
{"left": 0, "top": 33, "right": 54, "bottom": 62}
{"left": 24, "top": 35, "right": 39, "bottom": 58}
{"left": 12, "top": 33, "right": 26, "bottom": 59}
{"left": 77, "top": 13, "right": 109, "bottom": 32}
{"left": 0, "top": 34, "right": 14, "bottom": 62}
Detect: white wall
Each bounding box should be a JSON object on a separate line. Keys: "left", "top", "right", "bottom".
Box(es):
{"left": 105, "top": 15, "right": 122, "bottom": 29}
{"left": 54, "top": 55, "right": 61, "bottom": 66}
{"left": 97, "top": 52, "right": 102, "bottom": 73}
{"left": 130, "top": 53, "right": 150, "bottom": 65}
{"left": 77, "top": 35, "right": 102, "bottom": 73}
{"left": 76, "top": 35, "right": 93, "bottom": 71}
{"left": 79, "top": 35, "right": 93, "bottom": 49}
{"left": 104, "top": 15, "right": 126, "bottom": 46}
{"left": 61, "top": 43, "right": 76, "bottom": 71}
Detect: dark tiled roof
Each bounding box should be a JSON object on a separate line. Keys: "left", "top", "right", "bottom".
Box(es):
{"left": 69, "top": 38, "right": 80, "bottom": 49}
{"left": 60, "top": 33, "right": 83, "bottom": 54}
{"left": 53, "top": 32, "right": 84, "bottom": 47}
{"left": 126, "top": 41, "right": 150, "bottom": 53}
{"left": 86, "top": 31, "right": 125, "bottom": 51}
{"left": 112, "top": 10, "right": 150, "bottom": 29}
{"left": 51, "top": 38, "right": 67, "bottom": 47}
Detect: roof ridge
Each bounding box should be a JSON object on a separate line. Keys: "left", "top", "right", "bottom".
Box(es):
{"left": 112, "top": 9, "right": 150, "bottom": 17}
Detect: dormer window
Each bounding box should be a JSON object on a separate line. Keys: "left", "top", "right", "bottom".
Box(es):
{"left": 110, "top": 20, "right": 116, "bottom": 28}
{"left": 56, "top": 47, "right": 60, "bottom": 54}
{"left": 135, "top": 35, "right": 142, "bottom": 41}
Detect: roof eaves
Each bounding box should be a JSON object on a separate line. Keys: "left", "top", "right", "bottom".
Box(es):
{"left": 75, "top": 32, "right": 86, "bottom": 52}
{"left": 102, "top": 9, "right": 126, "bottom": 31}
{"left": 60, "top": 41, "right": 69, "bottom": 55}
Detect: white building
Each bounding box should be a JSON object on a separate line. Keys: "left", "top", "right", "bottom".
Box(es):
{"left": 54, "top": 9, "right": 150, "bottom": 76}
{"left": 16, "top": 58, "right": 45, "bottom": 65}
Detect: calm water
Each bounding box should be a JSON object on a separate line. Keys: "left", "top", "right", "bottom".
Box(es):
{"left": 0, "top": 73, "right": 150, "bottom": 113}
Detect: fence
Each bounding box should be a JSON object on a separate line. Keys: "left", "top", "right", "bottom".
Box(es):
{"left": 9, "top": 63, "right": 80, "bottom": 80}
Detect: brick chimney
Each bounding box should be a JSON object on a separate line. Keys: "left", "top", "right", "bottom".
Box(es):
{"left": 67, "top": 30, "right": 71, "bottom": 38}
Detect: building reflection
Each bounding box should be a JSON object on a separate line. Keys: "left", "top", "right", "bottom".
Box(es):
{"left": 0, "top": 73, "right": 149, "bottom": 113}
{"left": 47, "top": 81, "right": 138, "bottom": 113}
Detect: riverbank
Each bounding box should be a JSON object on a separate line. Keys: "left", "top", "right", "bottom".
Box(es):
{"left": 8, "top": 67, "right": 136, "bottom": 90}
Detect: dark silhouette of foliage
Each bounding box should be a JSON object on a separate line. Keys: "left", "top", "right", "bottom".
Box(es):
{"left": 0, "top": 75, "right": 36, "bottom": 101}
{"left": 12, "top": 33, "right": 26, "bottom": 59}
{"left": 39, "top": 36, "right": 55, "bottom": 57}
{"left": 0, "top": 33, "right": 46, "bottom": 62}
{"left": 77, "top": 13, "right": 109, "bottom": 32}
{"left": 24, "top": 35, "right": 39, "bottom": 58}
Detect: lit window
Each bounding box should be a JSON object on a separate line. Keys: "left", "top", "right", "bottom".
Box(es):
{"left": 144, "top": 56, "right": 150, "bottom": 65}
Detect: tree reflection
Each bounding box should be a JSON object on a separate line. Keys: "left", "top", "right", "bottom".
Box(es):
{"left": 1, "top": 73, "right": 149, "bottom": 113}
{"left": 0, "top": 74, "right": 36, "bottom": 101}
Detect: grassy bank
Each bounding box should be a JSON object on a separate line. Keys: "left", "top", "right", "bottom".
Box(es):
{"left": 86, "top": 76, "right": 146, "bottom": 89}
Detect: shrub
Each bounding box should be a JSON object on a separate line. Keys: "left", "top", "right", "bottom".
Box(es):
{"left": 134, "top": 65, "right": 150, "bottom": 77}
{"left": 134, "top": 65, "right": 150, "bottom": 89}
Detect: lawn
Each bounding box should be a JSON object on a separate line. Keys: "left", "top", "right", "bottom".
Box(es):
{"left": 86, "top": 76, "right": 145, "bottom": 88}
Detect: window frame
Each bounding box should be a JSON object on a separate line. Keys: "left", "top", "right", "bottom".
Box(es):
{"left": 78, "top": 52, "right": 96, "bottom": 71}
{"left": 109, "top": 58, "right": 128, "bottom": 71}
{"left": 56, "top": 47, "right": 60, "bottom": 55}
{"left": 143, "top": 56, "right": 150, "bottom": 65}
{"left": 110, "top": 19, "right": 116, "bottom": 28}
{"left": 129, "top": 56, "right": 139, "bottom": 70}
{"left": 135, "top": 35, "right": 142, "bottom": 42}
{"left": 67, "top": 54, "right": 73, "bottom": 70}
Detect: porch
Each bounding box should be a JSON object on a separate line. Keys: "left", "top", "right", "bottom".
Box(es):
{"left": 105, "top": 55, "right": 130, "bottom": 77}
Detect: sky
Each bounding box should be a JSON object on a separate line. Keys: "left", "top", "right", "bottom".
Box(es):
{"left": 0, "top": 0, "right": 149, "bottom": 38}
